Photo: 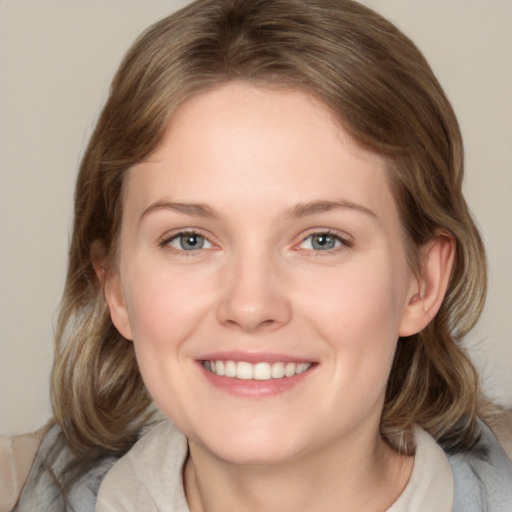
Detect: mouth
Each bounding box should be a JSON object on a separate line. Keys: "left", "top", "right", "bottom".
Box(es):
{"left": 202, "top": 360, "right": 313, "bottom": 380}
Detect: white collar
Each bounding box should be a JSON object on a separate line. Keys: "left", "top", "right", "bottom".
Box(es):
{"left": 96, "top": 421, "right": 454, "bottom": 512}
{"left": 387, "top": 426, "right": 454, "bottom": 512}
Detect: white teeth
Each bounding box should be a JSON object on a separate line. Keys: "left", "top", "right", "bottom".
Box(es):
{"left": 271, "top": 362, "right": 285, "bottom": 378}
{"left": 296, "top": 363, "right": 308, "bottom": 374}
{"left": 254, "top": 362, "right": 271, "bottom": 380}
{"left": 204, "top": 360, "right": 312, "bottom": 380}
{"left": 225, "top": 360, "right": 236, "bottom": 378}
{"left": 284, "top": 362, "right": 296, "bottom": 377}
{"left": 237, "top": 362, "right": 253, "bottom": 380}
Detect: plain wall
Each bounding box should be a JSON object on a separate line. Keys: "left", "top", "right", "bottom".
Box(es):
{"left": 0, "top": 0, "right": 511, "bottom": 435}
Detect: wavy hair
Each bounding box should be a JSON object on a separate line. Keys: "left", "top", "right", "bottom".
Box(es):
{"left": 52, "top": 0, "right": 487, "bottom": 472}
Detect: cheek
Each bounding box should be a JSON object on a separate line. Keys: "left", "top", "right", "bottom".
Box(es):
{"left": 121, "top": 266, "right": 203, "bottom": 383}
{"left": 124, "top": 259, "right": 209, "bottom": 341}
{"left": 300, "top": 262, "right": 407, "bottom": 390}
{"left": 123, "top": 269, "right": 203, "bottom": 421}
{"left": 303, "top": 263, "right": 406, "bottom": 339}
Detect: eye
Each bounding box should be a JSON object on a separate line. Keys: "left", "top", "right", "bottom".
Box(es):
{"left": 166, "top": 232, "right": 213, "bottom": 251}
{"left": 299, "top": 232, "right": 349, "bottom": 251}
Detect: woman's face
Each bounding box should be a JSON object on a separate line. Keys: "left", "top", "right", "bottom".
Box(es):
{"left": 107, "top": 82, "right": 420, "bottom": 465}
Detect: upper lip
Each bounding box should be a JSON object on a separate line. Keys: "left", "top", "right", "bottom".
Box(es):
{"left": 199, "top": 351, "right": 316, "bottom": 364}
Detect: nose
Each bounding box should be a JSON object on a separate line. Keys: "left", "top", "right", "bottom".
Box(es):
{"left": 216, "top": 250, "right": 292, "bottom": 333}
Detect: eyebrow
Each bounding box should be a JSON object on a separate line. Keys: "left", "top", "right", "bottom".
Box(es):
{"left": 287, "top": 199, "right": 377, "bottom": 219}
{"left": 140, "top": 198, "right": 376, "bottom": 222}
{"left": 140, "top": 201, "right": 219, "bottom": 221}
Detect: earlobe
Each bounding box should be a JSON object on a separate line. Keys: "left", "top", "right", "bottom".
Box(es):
{"left": 91, "top": 242, "right": 133, "bottom": 340}
{"left": 399, "top": 233, "right": 455, "bottom": 337}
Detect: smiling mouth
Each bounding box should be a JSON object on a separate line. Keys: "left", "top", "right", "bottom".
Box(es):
{"left": 202, "top": 360, "right": 313, "bottom": 381}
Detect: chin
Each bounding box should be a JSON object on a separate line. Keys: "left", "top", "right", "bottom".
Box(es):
{"left": 191, "top": 425, "right": 309, "bottom": 466}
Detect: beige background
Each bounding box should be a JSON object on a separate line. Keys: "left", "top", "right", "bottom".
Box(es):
{"left": 1, "top": 0, "right": 511, "bottom": 435}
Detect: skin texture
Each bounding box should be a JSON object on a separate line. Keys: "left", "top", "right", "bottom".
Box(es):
{"left": 104, "top": 82, "right": 453, "bottom": 511}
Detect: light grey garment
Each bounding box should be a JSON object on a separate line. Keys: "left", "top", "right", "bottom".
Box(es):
{"left": 448, "top": 422, "right": 512, "bottom": 511}
{"left": 13, "top": 423, "right": 117, "bottom": 512}
{"left": 96, "top": 419, "right": 512, "bottom": 512}
{"left": 95, "top": 421, "right": 189, "bottom": 512}
{"left": 15, "top": 419, "right": 512, "bottom": 512}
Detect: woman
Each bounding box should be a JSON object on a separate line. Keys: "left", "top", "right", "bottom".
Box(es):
{"left": 14, "top": 0, "right": 512, "bottom": 510}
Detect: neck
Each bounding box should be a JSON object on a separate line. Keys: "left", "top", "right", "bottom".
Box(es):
{"left": 184, "top": 427, "right": 413, "bottom": 512}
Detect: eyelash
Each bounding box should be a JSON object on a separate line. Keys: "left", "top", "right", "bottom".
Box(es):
{"left": 298, "top": 229, "right": 353, "bottom": 254}
{"left": 159, "top": 230, "right": 214, "bottom": 255}
{"left": 158, "top": 229, "right": 353, "bottom": 255}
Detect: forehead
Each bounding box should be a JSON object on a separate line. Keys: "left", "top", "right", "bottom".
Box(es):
{"left": 123, "top": 82, "right": 397, "bottom": 224}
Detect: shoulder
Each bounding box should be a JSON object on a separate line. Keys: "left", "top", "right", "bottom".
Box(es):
{"left": 446, "top": 418, "right": 512, "bottom": 512}
{"left": 0, "top": 426, "right": 44, "bottom": 512}
{"left": 96, "top": 420, "right": 189, "bottom": 512}
{"left": 13, "top": 423, "right": 118, "bottom": 512}
{"left": 487, "top": 408, "right": 512, "bottom": 459}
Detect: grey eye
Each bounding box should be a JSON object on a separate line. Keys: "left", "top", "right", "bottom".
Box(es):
{"left": 169, "top": 233, "right": 211, "bottom": 251}
{"left": 301, "top": 233, "right": 343, "bottom": 251}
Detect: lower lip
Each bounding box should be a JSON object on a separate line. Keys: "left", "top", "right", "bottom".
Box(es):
{"left": 198, "top": 363, "right": 314, "bottom": 397}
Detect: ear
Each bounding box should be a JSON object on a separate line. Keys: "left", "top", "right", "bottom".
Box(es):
{"left": 399, "top": 232, "right": 455, "bottom": 337}
{"left": 91, "top": 241, "right": 133, "bottom": 341}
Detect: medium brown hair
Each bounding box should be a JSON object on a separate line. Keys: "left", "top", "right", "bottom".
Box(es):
{"left": 52, "top": 0, "right": 487, "bottom": 466}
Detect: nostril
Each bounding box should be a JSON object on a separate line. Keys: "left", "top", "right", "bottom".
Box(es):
{"left": 223, "top": 316, "right": 278, "bottom": 333}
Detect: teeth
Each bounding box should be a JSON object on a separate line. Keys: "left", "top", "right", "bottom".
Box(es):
{"left": 237, "top": 362, "right": 253, "bottom": 380}
{"left": 225, "top": 360, "right": 236, "bottom": 378}
{"left": 203, "top": 360, "right": 312, "bottom": 380}
{"left": 284, "top": 362, "right": 296, "bottom": 377}
{"left": 271, "top": 362, "right": 285, "bottom": 379}
{"left": 254, "top": 362, "right": 271, "bottom": 380}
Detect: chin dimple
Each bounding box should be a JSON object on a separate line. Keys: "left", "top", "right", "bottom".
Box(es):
{"left": 202, "top": 360, "right": 312, "bottom": 380}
